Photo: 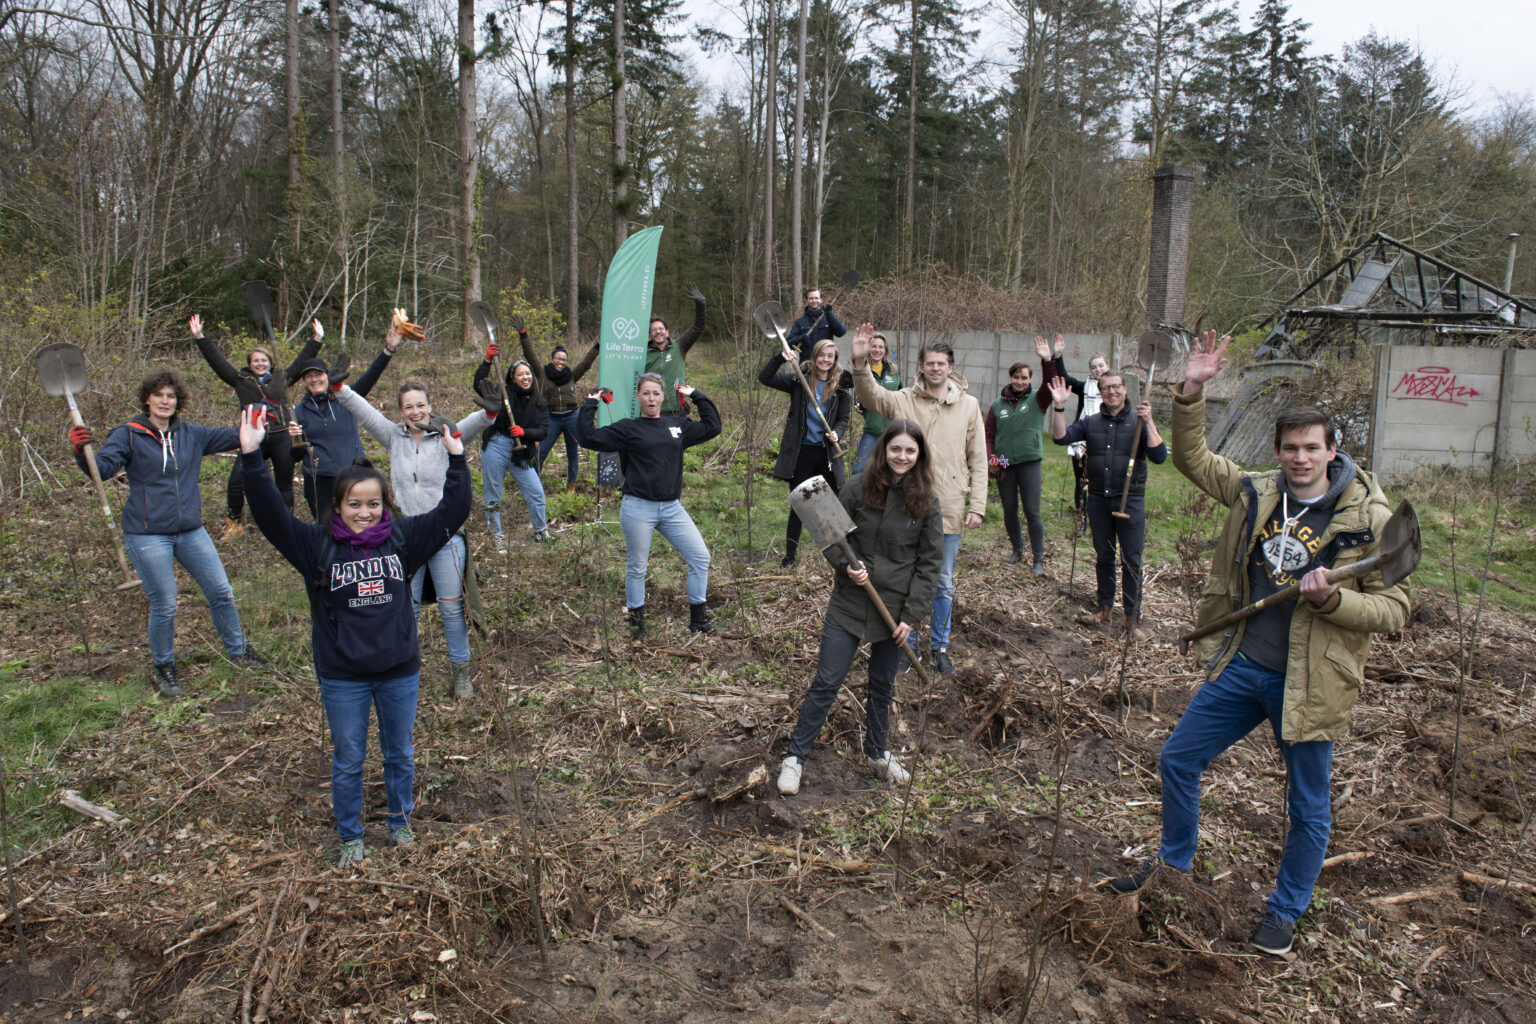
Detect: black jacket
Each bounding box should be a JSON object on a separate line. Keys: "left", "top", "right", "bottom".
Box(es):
{"left": 244, "top": 448, "right": 470, "bottom": 682}
{"left": 785, "top": 304, "right": 847, "bottom": 362}
{"left": 578, "top": 391, "right": 721, "bottom": 502}
{"left": 758, "top": 353, "right": 852, "bottom": 488}
{"left": 520, "top": 334, "right": 600, "bottom": 413}
{"left": 472, "top": 361, "right": 550, "bottom": 466}
{"left": 293, "top": 348, "right": 394, "bottom": 476}
{"left": 1054, "top": 404, "right": 1167, "bottom": 499}
{"left": 194, "top": 332, "right": 322, "bottom": 416}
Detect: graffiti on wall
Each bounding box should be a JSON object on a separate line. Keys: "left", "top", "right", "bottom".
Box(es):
{"left": 1390, "top": 366, "right": 1484, "bottom": 407}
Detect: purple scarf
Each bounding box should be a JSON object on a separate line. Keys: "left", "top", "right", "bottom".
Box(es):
{"left": 330, "top": 508, "right": 394, "bottom": 549}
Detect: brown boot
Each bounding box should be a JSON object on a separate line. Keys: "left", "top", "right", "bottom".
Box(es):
{"left": 565, "top": 482, "right": 577, "bottom": 494}
{"left": 1076, "top": 606, "right": 1112, "bottom": 628}
{"left": 221, "top": 517, "right": 244, "bottom": 541}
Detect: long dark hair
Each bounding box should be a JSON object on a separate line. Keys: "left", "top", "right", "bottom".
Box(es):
{"left": 862, "top": 419, "right": 934, "bottom": 518}
{"left": 506, "top": 359, "right": 546, "bottom": 407}
{"left": 331, "top": 464, "right": 394, "bottom": 519}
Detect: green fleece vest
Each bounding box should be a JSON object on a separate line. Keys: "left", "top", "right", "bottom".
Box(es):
{"left": 861, "top": 361, "right": 903, "bottom": 437}
{"left": 990, "top": 393, "right": 1045, "bottom": 464}
{"left": 646, "top": 343, "right": 686, "bottom": 414}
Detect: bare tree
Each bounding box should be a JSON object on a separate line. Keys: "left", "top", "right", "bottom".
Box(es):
{"left": 790, "top": 0, "right": 808, "bottom": 297}
{"left": 761, "top": 0, "right": 777, "bottom": 297}
{"left": 565, "top": 0, "right": 579, "bottom": 343}
{"left": 612, "top": 0, "right": 627, "bottom": 247}
{"left": 459, "top": 0, "right": 482, "bottom": 346}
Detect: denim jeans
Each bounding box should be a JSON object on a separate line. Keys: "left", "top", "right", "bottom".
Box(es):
{"left": 618, "top": 496, "right": 710, "bottom": 609}
{"left": 538, "top": 408, "right": 582, "bottom": 486}
{"left": 1157, "top": 653, "right": 1334, "bottom": 923}
{"left": 1086, "top": 492, "right": 1144, "bottom": 616}
{"left": 122, "top": 528, "right": 246, "bottom": 667}
{"left": 409, "top": 533, "right": 469, "bottom": 664}
{"left": 787, "top": 614, "right": 899, "bottom": 762}
{"left": 998, "top": 459, "right": 1043, "bottom": 559}
{"left": 928, "top": 532, "right": 963, "bottom": 651}
{"left": 850, "top": 431, "right": 880, "bottom": 476}
{"left": 482, "top": 433, "right": 548, "bottom": 536}
{"left": 319, "top": 672, "right": 419, "bottom": 842}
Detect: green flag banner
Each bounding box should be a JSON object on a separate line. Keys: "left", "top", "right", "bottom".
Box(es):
{"left": 597, "top": 225, "right": 664, "bottom": 425}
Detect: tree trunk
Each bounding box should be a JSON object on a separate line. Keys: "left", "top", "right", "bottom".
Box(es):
{"left": 762, "top": 1, "right": 777, "bottom": 298}
{"left": 612, "top": 0, "right": 628, "bottom": 248}
{"left": 286, "top": 0, "right": 302, "bottom": 300}
{"left": 330, "top": 0, "right": 346, "bottom": 345}
{"left": 458, "top": 0, "right": 481, "bottom": 348}
{"left": 565, "top": 0, "right": 579, "bottom": 345}
{"left": 790, "top": 0, "right": 808, "bottom": 299}
{"left": 902, "top": 0, "right": 917, "bottom": 271}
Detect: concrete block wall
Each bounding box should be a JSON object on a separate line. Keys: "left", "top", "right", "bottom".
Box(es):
{"left": 1370, "top": 345, "right": 1509, "bottom": 478}
{"left": 874, "top": 331, "right": 1121, "bottom": 411}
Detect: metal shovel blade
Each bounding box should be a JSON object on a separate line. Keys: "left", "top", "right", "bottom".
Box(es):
{"left": 467, "top": 298, "right": 500, "bottom": 340}
{"left": 788, "top": 475, "right": 855, "bottom": 552}
{"left": 834, "top": 267, "right": 862, "bottom": 295}
{"left": 35, "top": 342, "right": 88, "bottom": 398}
{"left": 1136, "top": 328, "right": 1176, "bottom": 372}
{"left": 241, "top": 280, "right": 277, "bottom": 340}
{"left": 1377, "top": 499, "right": 1421, "bottom": 589}
{"left": 753, "top": 301, "right": 791, "bottom": 341}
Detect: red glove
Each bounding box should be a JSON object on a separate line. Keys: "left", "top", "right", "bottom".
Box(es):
{"left": 676, "top": 382, "right": 688, "bottom": 410}
{"left": 485, "top": 342, "right": 498, "bottom": 360}
{"left": 70, "top": 425, "right": 94, "bottom": 453}
{"left": 330, "top": 379, "right": 344, "bottom": 392}
{"left": 510, "top": 425, "right": 524, "bottom": 438}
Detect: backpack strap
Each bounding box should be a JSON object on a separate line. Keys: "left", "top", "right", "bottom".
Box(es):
{"left": 313, "top": 536, "right": 340, "bottom": 623}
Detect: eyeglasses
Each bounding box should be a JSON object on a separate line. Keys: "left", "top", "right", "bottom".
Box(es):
{"left": 637, "top": 373, "right": 664, "bottom": 383}
{"left": 1101, "top": 383, "right": 1127, "bottom": 391}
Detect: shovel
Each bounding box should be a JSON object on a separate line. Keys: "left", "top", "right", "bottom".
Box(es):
{"left": 798, "top": 267, "right": 861, "bottom": 344}
{"left": 1113, "top": 328, "right": 1176, "bottom": 520}
{"left": 241, "top": 280, "right": 278, "bottom": 342}
{"left": 753, "top": 302, "right": 846, "bottom": 459}
{"left": 789, "top": 476, "right": 934, "bottom": 688}
{"left": 1178, "top": 499, "right": 1421, "bottom": 654}
{"left": 467, "top": 299, "right": 531, "bottom": 460}
{"left": 35, "top": 343, "right": 138, "bottom": 590}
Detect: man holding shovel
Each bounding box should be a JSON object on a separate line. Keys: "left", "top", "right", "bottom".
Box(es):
{"left": 785, "top": 285, "right": 848, "bottom": 363}
{"left": 1106, "top": 330, "right": 1410, "bottom": 957}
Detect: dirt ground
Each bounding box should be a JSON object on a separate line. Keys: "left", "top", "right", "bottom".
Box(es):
{"left": 2, "top": 516, "right": 1534, "bottom": 1024}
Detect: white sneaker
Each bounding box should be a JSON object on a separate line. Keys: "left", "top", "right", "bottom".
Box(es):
{"left": 777, "top": 756, "right": 803, "bottom": 795}
{"left": 868, "top": 752, "right": 911, "bottom": 786}
{"left": 492, "top": 533, "right": 506, "bottom": 554}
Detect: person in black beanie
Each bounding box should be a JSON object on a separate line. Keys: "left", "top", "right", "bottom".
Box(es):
{"left": 578, "top": 374, "right": 729, "bottom": 639}
{"left": 241, "top": 405, "right": 470, "bottom": 869}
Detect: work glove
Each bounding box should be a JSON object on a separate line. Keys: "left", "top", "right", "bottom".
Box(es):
{"left": 327, "top": 354, "right": 351, "bottom": 389}
{"left": 685, "top": 283, "right": 705, "bottom": 305}
{"left": 70, "top": 425, "right": 94, "bottom": 453}
{"left": 472, "top": 381, "right": 502, "bottom": 415}
{"left": 509, "top": 313, "right": 526, "bottom": 336}
{"left": 392, "top": 307, "right": 425, "bottom": 342}
{"left": 675, "top": 382, "right": 688, "bottom": 412}
{"left": 510, "top": 424, "right": 525, "bottom": 438}
{"left": 484, "top": 342, "right": 499, "bottom": 361}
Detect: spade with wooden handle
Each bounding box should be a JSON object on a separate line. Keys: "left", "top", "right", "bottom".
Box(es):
{"left": 1178, "top": 500, "right": 1421, "bottom": 655}
{"left": 789, "top": 475, "right": 934, "bottom": 687}
{"left": 1113, "top": 328, "right": 1176, "bottom": 520}
{"left": 35, "top": 343, "right": 139, "bottom": 590}
{"left": 467, "top": 299, "right": 532, "bottom": 459}
{"left": 754, "top": 301, "right": 846, "bottom": 459}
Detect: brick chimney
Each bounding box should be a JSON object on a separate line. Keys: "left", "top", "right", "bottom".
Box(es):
{"left": 1147, "top": 165, "right": 1196, "bottom": 328}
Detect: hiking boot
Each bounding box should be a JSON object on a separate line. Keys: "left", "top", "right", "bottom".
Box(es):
{"left": 1076, "top": 606, "right": 1113, "bottom": 628}
{"left": 388, "top": 825, "right": 416, "bottom": 848}
{"left": 153, "top": 661, "right": 182, "bottom": 699}
{"left": 868, "top": 751, "right": 911, "bottom": 786}
{"left": 1076, "top": 517, "right": 1088, "bottom": 537}
{"left": 235, "top": 645, "right": 270, "bottom": 670}
{"left": 777, "top": 756, "right": 803, "bottom": 795}
{"left": 450, "top": 662, "right": 474, "bottom": 699}
{"left": 689, "top": 602, "right": 730, "bottom": 635}
{"left": 1031, "top": 558, "right": 1046, "bottom": 576}
{"left": 336, "top": 839, "right": 366, "bottom": 869}
{"left": 492, "top": 533, "right": 507, "bottom": 554}
{"left": 779, "top": 553, "right": 796, "bottom": 569}
{"left": 1125, "top": 617, "right": 1148, "bottom": 642}
{"left": 221, "top": 517, "right": 244, "bottom": 541}
{"left": 533, "top": 530, "right": 551, "bottom": 542}
{"left": 1107, "top": 858, "right": 1165, "bottom": 895}
{"left": 896, "top": 646, "right": 918, "bottom": 674}
{"left": 628, "top": 605, "right": 647, "bottom": 640}
{"left": 564, "top": 483, "right": 577, "bottom": 494}
{"left": 1250, "top": 909, "right": 1295, "bottom": 956}
{"left": 933, "top": 649, "right": 955, "bottom": 676}
{"left": 1003, "top": 548, "right": 1024, "bottom": 565}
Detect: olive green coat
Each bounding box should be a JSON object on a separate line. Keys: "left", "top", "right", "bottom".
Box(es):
{"left": 1172, "top": 388, "right": 1410, "bottom": 742}
{"left": 823, "top": 473, "right": 944, "bottom": 643}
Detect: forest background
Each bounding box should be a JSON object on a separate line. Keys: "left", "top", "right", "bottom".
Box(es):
{"left": 3, "top": 0, "right": 1535, "bottom": 383}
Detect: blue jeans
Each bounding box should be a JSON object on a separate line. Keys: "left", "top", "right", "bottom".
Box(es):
{"left": 928, "top": 532, "right": 962, "bottom": 651}
{"left": 319, "top": 672, "right": 419, "bottom": 842}
{"left": 482, "top": 433, "right": 548, "bottom": 536}
{"left": 850, "top": 431, "right": 880, "bottom": 476}
{"left": 123, "top": 528, "right": 246, "bottom": 667}
{"left": 618, "top": 496, "right": 710, "bottom": 609}
{"left": 538, "top": 408, "right": 582, "bottom": 485}
{"left": 787, "top": 614, "right": 899, "bottom": 762}
{"left": 1157, "top": 653, "right": 1334, "bottom": 923}
{"left": 409, "top": 533, "right": 469, "bottom": 664}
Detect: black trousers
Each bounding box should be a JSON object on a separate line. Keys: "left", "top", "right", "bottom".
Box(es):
{"left": 302, "top": 472, "right": 337, "bottom": 523}
{"left": 1071, "top": 453, "right": 1088, "bottom": 510}
{"left": 784, "top": 443, "right": 832, "bottom": 554}
{"left": 998, "top": 459, "right": 1044, "bottom": 558}
{"left": 229, "top": 432, "right": 296, "bottom": 517}
{"left": 1085, "top": 491, "right": 1144, "bottom": 616}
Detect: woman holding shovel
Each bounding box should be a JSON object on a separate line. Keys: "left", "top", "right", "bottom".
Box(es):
{"left": 777, "top": 419, "right": 943, "bottom": 796}
{"left": 68, "top": 371, "right": 267, "bottom": 698}
{"left": 238, "top": 406, "right": 471, "bottom": 869}
{"left": 473, "top": 351, "right": 551, "bottom": 548}
{"left": 759, "top": 338, "right": 853, "bottom": 568}
{"left": 334, "top": 380, "right": 498, "bottom": 698}
{"left": 189, "top": 314, "right": 323, "bottom": 537}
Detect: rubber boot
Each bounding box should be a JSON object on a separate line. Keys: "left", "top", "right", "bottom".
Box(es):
{"left": 689, "top": 602, "right": 730, "bottom": 636}
{"left": 450, "top": 662, "right": 474, "bottom": 698}
{"left": 628, "top": 605, "right": 647, "bottom": 640}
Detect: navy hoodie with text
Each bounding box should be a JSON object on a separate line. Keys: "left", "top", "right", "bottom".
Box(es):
{"left": 242, "top": 448, "right": 471, "bottom": 682}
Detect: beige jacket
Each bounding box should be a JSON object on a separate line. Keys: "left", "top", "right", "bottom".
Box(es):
{"left": 852, "top": 363, "right": 987, "bottom": 533}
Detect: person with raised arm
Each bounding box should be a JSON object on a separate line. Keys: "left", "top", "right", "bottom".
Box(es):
{"left": 1102, "top": 330, "right": 1410, "bottom": 957}
{"left": 984, "top": 335, "right": 1062, "bottom": 574}
{"left": 760, "top": 337, "right": 853, "bottom": 568}
{"left": 850, "top": 332, "right": 903, "bottom": 476}
{"left": 518, "top": 326, "right": 600, "bottom": 493}
{"left": 784, "top": 285, "right": 848, "bottom": 363}
{"left": 647, "top": 284, "right": 707, "bottom": 415}
{"left": 240, "top": 405, "right": 471, "bottom": 869}
{"left": 473, "top": 342, "right": 551, "bottom": 548}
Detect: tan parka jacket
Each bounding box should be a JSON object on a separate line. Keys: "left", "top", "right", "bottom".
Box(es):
{"left": 852, "top": 363, "right": 987, "bottom": 534}
{"left": 1172, "top": 388, "right": 1410, "bottom": 742}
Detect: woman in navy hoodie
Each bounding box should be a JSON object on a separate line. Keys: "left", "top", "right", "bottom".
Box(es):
{"left": 240, "top": 408, "right": 471, "bottom": 869}
{"left": 69, "top": 371, "right": 265, "bottom": 699}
